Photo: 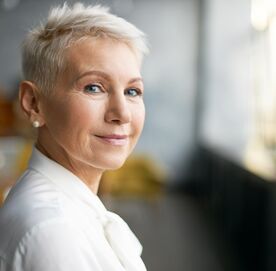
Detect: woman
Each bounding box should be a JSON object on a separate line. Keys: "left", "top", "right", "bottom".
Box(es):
{"left": 0, "top": 3, "right": 148, "bottom": 271}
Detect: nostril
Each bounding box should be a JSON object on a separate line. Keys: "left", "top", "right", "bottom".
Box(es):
{"left": 105, "top": 103, "right": 131, "bottom": 124}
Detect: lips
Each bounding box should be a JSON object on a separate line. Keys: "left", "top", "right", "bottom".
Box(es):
{"left": 95, "top": 134, "right": 128, "bottom": 146}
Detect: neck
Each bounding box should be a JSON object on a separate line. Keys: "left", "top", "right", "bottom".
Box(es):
{"left": 36, "top": 138, "right": 103, "bottom": 195}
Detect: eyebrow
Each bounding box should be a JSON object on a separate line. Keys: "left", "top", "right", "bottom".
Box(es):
{"left": 76, "top": 70, "right": 143, "bottom": 84}
{"left": 129, "top": 77, "right": 144, "bottom": 84}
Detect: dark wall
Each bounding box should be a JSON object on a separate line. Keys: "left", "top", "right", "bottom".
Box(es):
{"left": 180, "top": 146, "right": 275, "bottom": 271}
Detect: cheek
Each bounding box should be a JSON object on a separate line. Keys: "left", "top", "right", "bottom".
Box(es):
{"left": 42, "top": 96, "right": 98, "bottom": 135}
{"left": 132, "top": 104, "right": 145, "bottom": 135}
{"left": 42, "top": 99, "right": 66, "bottom": 129}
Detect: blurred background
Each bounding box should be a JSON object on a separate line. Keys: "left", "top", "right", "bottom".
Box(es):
{"left": 1, "top": 0, "right": 276, "bottom": 270}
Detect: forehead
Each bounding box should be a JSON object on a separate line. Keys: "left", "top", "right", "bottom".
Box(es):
{"left": 63, "top": 37, "right": 141, "bottom": 80}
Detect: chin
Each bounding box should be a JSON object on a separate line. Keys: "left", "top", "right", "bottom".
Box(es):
{"left": 103, "top": 161, "right": 126, "bottom": 171}
{"left": 95, "top": 156, "right": 128, "bottom": 171}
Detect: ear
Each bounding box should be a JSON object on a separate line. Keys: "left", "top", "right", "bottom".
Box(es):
{"left": 19, "top": 81, "right": 45, "bottom": 127}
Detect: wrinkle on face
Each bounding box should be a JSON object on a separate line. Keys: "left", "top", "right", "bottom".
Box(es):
{"left": 36, "top": 37, "right": 145, "bottom": 193}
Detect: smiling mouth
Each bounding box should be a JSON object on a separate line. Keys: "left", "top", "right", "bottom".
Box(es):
{"left": 95, "top": 134, "right": 128, "bottom": 146}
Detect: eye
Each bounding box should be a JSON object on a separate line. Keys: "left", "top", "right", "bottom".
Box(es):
{"left": 125, "top": 88, "right": 141, "bottom": 97}
{"left": 84, "top": 84, "right": 102, "bottom": 94}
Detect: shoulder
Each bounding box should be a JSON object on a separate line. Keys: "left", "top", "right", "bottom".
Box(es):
{"left": 2, "top": 218, "right": 101, "bottom": 271}
{"left": 0, "top": 167, "right": 103, "bottom": 270}
{"left": 0, "top": 168, "right": 65, "bottom": 259}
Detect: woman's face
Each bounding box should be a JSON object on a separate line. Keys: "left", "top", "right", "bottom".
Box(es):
{"left": 39, "top": 37, "right": 145, "bottom": 171}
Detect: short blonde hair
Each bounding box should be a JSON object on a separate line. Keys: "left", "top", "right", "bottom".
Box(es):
{"left": 22, "top": 2, "right": 148, "bottom": 94}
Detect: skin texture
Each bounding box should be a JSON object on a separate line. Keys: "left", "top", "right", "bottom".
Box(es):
{"left": 19, "top": 37, "right": 145, "bottom": 193}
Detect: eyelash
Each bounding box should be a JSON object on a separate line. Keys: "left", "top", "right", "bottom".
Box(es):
{"left": 125, "top": 88, "right": 143, "bottom": 97}
{"left": 83, "top": 84, "right": 143, "bottom": 97}
{"left": 83, "top": 84, "right": 102, "bottom": 93}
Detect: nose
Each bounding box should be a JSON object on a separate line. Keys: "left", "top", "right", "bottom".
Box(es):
{"left": 104, "top": 92, "right": 131, "bottom": 125}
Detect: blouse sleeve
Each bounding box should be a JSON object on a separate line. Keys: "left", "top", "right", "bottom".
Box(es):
{"left": 11, "top": 218, "right": 102, "bottom": 271}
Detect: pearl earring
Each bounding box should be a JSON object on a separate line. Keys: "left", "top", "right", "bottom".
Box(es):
{"left": 32, "top": 120, "right": 40, "bottom": 128}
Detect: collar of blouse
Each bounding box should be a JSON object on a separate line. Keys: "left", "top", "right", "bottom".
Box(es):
{"left": 28, "top": 147, "right": 146, "bottom": 271}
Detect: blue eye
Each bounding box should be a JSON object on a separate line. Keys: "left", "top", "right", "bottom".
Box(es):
{"left": 126, "top": 88, "right": 141, "bottom": 97}
{"left": 84, "top": 84, "right": 102, "bottom": 93}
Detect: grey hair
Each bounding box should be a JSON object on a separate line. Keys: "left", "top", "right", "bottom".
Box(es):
{"left": 22, "top": 2, "right": 148, "bottom": 94}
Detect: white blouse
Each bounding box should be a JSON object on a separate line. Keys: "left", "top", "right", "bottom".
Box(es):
{"left": 0, "top": 148, "right": 146, "bottom": 271}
